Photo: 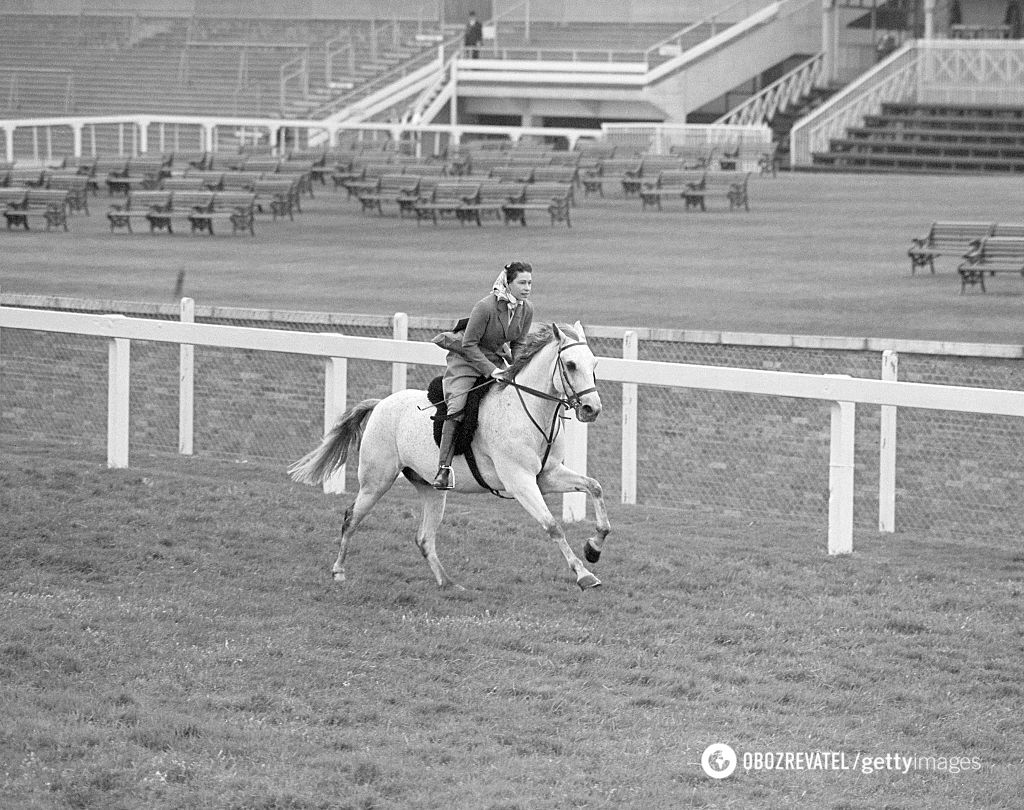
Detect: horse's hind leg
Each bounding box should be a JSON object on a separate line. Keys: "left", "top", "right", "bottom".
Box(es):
{"left": 407, "top": 477, "right": 459, "bottom": 589}
{"left": 331, "top": 474, "right": 394, "bottom": 583}
{"left": 538, "top": 463, "right": 611, "bottom": 564}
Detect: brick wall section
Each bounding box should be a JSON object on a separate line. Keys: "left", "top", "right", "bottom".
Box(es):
{"left": 3, "top": 295, "right": 1023, "bottom": 539}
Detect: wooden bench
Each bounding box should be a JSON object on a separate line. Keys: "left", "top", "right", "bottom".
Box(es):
{"left": 106, "top": 190, "right": 172, "bottom": 233}
{"left": 579, "top": 158, "right": 642, "bottom": 197}
{"left": 341, "top": 163, "right": 395, "bottom": 200}
{"left": 145, "top": 191, "right": 214, "bottom": 234}
{"left": 489, "top": 165, "right": 534, "bottom": 184}
{"left": 278, "top": 160, "right": 316, "bottom": 199}
{"left": 3, "top": 188, "right": 70, "bottom": 231}
{"left": 957, "top": 236, "right": 1024, "bottom": 293}
{"left": 908, "top": 221, "right": 995, "bottom": 274}
{"left": 356, "top": 174, "right": 419, "bottom": 215}
{"left": 638, "top": 170, "right": 706, "bottom": 211}
{"left": 501, "top": 182, "right": 572, "bottom": 227}
{"left": 459, "top": 181, "right": 526, "bottom": 226}
{"left": 161, "top": 176, "right": 207, "bottom": 192}
{"left": 9, "top": 167, "right": 47, "bottom": 188}
{"left": 681, "top": 171, "right": 751, "bottom": 211}
{"left": 253, "top": 178, "right": 300, "bottom": 220}
{"left": 183, "top": 170, "right": 226, "bottom": 191}
{"left": 188, "top": 191, "right": 256, "bottom": 236}
{"left": 46, "top": 173, "right": 90, "bottom": 215}
{"left": 397, "top": 176, "right": 438, "bottom": 219}
{"left": 413, "top": 181, "right": 481, "bottom": 226}
{"left": 105, "top": 155, "right": 170, "bottom": 195}
{"left": 0, "top": 187, "right": 28, "bottom": 219}
{"left": 220, "top": 171, "right": 265, "bottom": 192}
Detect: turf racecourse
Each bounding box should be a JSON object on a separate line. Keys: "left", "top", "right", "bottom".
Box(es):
{"left": 2, "top": 171, "right": 1024, "bottom": 344}
{"left": 2, "top": 441, "right": 1023, "bottom": 809}
{"left": 3, "top": 170, "right": 1024, "bottom": 808}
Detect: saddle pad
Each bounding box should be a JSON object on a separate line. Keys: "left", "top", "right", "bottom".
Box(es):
{"left": 428, "top": 375, "right": 492, "bottom": 455}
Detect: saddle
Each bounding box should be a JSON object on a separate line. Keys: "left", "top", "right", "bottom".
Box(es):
{"left": 427, "top": 374, "right": 491, "bottom": 454}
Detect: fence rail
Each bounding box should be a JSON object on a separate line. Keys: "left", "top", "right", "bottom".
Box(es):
{"left": 5, "top": 301, "right": 1024, "bottom": 557}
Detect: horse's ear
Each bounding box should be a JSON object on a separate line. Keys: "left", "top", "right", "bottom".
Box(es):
{"left": 573, "top": 320, "right": 587, "bottom": 342}
{"left": 551, "top": 323, "right": 561, "bottom": 339}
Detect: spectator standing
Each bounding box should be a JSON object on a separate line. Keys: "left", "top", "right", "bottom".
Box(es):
{"left": 464, "top": 11, "right": 483, "bottom": 58}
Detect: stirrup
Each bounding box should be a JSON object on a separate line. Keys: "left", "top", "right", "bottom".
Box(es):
{"left": 432, "top": 465, "right": 454, "bottom": 490}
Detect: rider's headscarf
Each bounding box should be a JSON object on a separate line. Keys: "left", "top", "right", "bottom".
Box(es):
{"left": 492, "top": 262, "right": 531, "bottom": 316}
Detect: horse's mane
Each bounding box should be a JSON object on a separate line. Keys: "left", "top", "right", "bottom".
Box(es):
{"left": 506, "top": 323, "right": 580, "bottom": 378}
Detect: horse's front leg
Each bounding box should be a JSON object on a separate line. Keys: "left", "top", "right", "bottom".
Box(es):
{"left": 500, "top": 469, "right": 601, "bottom": 590}
{"left": 538, "top": 463, "right": 611, "bottom": 565}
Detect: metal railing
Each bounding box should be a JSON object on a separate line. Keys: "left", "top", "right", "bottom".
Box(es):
{"left": 716, "top": 52, "right": 825, "bottom": 126}
{"left": 645, "top": 0, "right": 772, "bottom": 64}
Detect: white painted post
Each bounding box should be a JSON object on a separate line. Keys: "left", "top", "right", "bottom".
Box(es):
{"left": 392, "top": 312, "right": 408, "bottom": 393}
{"left": 178, "top": 298, "right": 195, "bottom": 456}
{"left": 879, "top": 350, "right": 898, "bottom": 532}
{"left": 107, "top": 333, "right": 131, "bottom": 469}
{"left": 323, "top": 355, "right": 348, "bottom": 494}
{"left": 621, "top": 331, "right": 638, "bottom": 504}
{"left": 828, "top": 397, "right": 856, "bottom": 554}
{"left": 562, "top": 414, "right": 588, "bottom": 521}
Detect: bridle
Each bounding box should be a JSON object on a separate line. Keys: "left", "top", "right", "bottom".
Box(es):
{"left": 506, "top": 340, "right": 599, "bottom": 469}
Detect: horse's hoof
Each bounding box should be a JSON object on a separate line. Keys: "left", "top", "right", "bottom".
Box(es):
{"left": 577, "top": 572, "right": 602, "bottom": 590}
{"left": 583, "top": 539, "right": 602, "bottom": 564}
{"left": 331, "top": 570, "right": 346, "bottom": 583}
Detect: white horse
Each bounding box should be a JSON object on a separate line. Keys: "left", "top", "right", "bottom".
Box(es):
{"left": 288, "top": 321, "right": 611, "bottom": 590}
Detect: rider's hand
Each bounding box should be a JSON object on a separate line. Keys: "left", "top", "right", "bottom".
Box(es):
{"left": 490, "top": 368, "right": 508, "bottom": 384}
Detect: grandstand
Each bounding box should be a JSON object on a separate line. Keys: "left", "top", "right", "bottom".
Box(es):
{"left": 0, "top": 1, "right": 1023, "bottom": 177}
{"left": 0, "top": 14, "right": 444, "bottom": 119}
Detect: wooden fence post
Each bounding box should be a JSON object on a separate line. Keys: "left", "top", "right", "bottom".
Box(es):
{"left": 621, "top": 330, "right": 638, "bottom": 504}
{"left": 879, "top": 350, "right": 898, "bottom": 532}
{"left": 323, "top": 355, "right": 348, "bottom": 494}
{"left": 178, "top": 297, "right": 194, "bottom": 456}
{"left": 392, "top": 312, "right": 408, "bottom": 393}
{"left": 107, "top": 329, "right": 131, "bottom": 469}
{"left": 828, "top": 396, "right": 856, "bottom": 554}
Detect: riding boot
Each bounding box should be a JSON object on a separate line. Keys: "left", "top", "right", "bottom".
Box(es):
{"left": 432, "top": 416, "right": 461, "bottom": 490}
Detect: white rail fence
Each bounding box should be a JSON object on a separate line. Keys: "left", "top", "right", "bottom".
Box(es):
{"left": 5, "top": 303, "right": 1024, "bottom": 557}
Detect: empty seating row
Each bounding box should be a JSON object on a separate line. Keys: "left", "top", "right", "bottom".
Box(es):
{"left": 105, "top": 190, "right": 255, "bottom": 236}
{"left": 408, "top": 180, "right": 573, "bottom": 228}
{"left": 638, "top": 170, "right": 752, "bottom": 212}
{"left": 1, "top": 187, "right": 71, "bottom": 231}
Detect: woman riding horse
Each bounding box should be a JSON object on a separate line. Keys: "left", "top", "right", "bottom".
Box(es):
{"left": 430, "top": 261, "right": 535, "bottom": 490}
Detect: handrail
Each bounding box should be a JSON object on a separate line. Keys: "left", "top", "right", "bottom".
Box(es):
{"left": 279, "top": 52, "right": 310, "bottom": 116}
{"left": 716, "top": 52, "right": 825, "bottom": 126}
{"left": 313, "top": 29, "right": 461, "bottom": 120}
{"left": 645, "top": 0, "right": 772, "bottom": 64}
{"left": 788, "top": 42, "right": 917, "bottom": 168}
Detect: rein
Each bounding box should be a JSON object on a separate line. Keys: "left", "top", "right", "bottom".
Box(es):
{"left": 505, "top": 340, "right": 598, "bottom": 470}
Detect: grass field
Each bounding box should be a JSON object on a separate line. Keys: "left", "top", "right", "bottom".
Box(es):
{"left": 4, "top": 168, "right": 1024, "bottom": 808}
{"left": 2, "top": 442, "right": 1022, "bottom": 809}
{"left": 2, "top": 171, "right": 1024, "bottom": 344}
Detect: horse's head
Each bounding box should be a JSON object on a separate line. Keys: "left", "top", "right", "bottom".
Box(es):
{"left": 552, "top": 321, "right": 602, "bottom": 422}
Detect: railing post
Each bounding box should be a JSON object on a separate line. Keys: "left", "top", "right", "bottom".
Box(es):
{"left": 392, "top": 312, "right": 408, "bottom": 393}
{"left": 621, "top": 330, "right": 638, "bottom": 504}
{"left": 879, "top": 350, "right": 898, "bottom": 532}
{"left": 828, "top": 396, "right": 856, "bottom": 555}
{"left": 107, "top": 326, "right": 131, "bottom": 469}
{"left": 323, "top": 355, "right": 348, "bottom": 494}
{"left": 178, "top": 297, "right": 194, "bottom": 456}
{"left": 562, "top": 414, "right": 588, "bottom": 522}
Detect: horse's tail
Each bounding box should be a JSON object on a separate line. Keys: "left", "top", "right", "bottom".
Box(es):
{"left": 287, "top": 399, "right": 381, "bottom": 486}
